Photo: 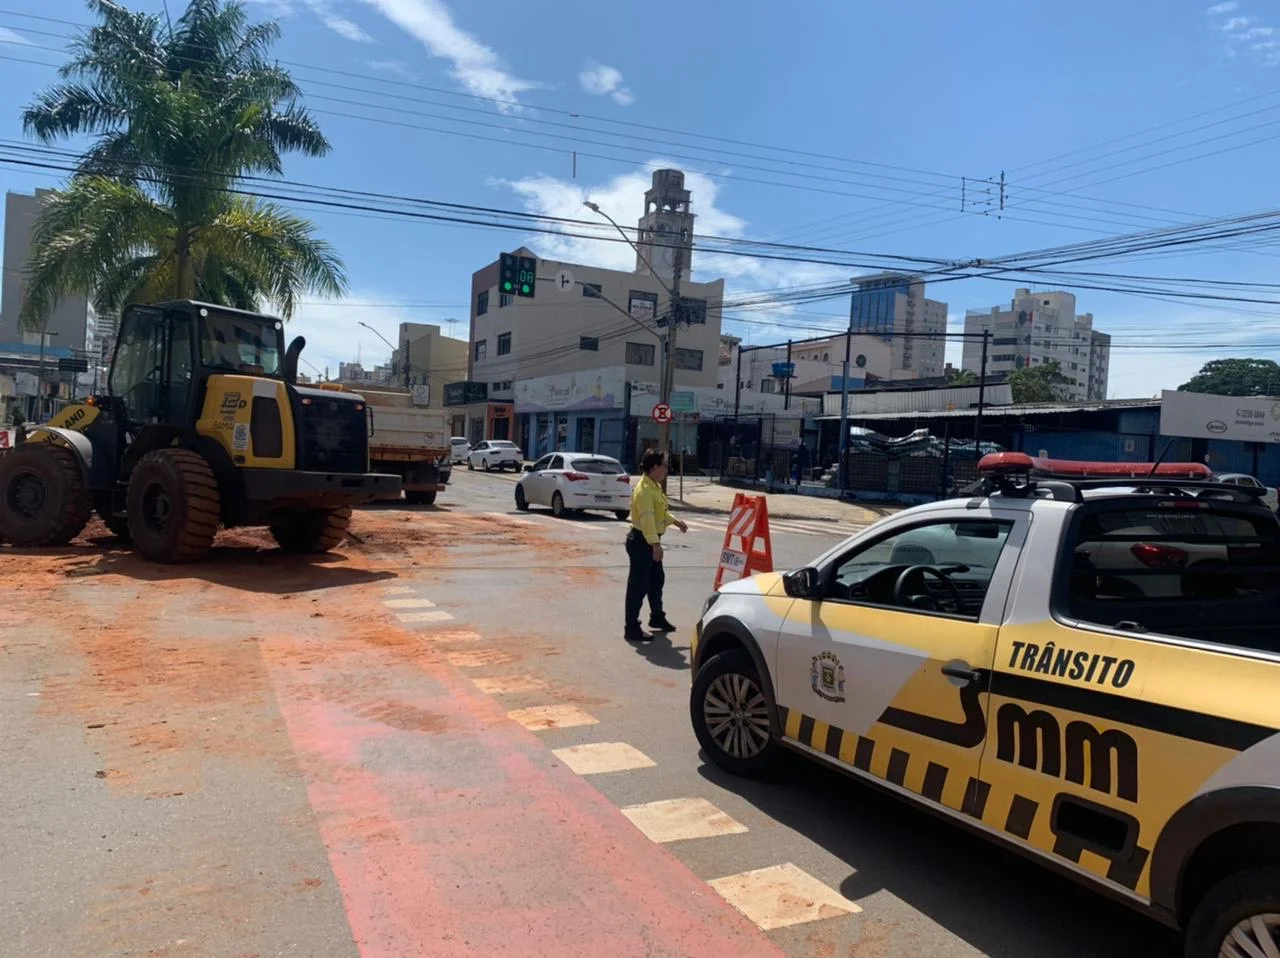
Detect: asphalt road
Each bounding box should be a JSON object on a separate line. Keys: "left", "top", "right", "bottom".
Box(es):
{"left": 432, "top": 469, "right": 1178, "bottom": 958}
{"left": 0, "top": 468, "right": 1180, "bottom": 958}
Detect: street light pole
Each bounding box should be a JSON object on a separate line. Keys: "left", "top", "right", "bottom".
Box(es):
{"left": 584, "top": 200, "right": 683, "bottom": 467}
{"left": 358, "top": 321, "right": 400, "bottom": 386}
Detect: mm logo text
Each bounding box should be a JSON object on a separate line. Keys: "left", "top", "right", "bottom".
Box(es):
{"left": 995, "top": 704, "right": 1138, "bottom": 803}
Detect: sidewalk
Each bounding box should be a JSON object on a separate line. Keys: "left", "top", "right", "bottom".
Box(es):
{"left": 473, "top": 468, "right": 900, "bottom": 525}
{"left": 668, "top": 477, "right": 899, "bottom": 524}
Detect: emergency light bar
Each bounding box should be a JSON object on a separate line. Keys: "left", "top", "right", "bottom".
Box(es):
{"left": 977, "top": 452, "right": 1213, "bottom": 481}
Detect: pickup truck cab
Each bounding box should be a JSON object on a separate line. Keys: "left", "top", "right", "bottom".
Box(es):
{"left": 691, "top": 453, "right": 1280, "bottom": 958}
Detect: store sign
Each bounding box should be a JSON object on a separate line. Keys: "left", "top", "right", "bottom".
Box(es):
{"left": 1160, "top": 389, "right": 1280, "bottom": 444}
{"left": 444, "top": 381, "right": 487, "bottom": 406}
{"left": 514, "top": 366, "right": 626, "bottom": 413}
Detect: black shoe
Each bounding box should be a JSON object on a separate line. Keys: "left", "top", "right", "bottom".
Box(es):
{"left": 624, "top": 625, "right": 651, "bottom": 643}
{"left": 648, "top": 617, "right": 677, "bottom": 632}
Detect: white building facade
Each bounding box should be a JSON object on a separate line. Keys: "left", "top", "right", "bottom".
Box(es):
{"left": 848, "top": 272, "right": 948, "bottom": 380}
{"left": 961, "top": 289, "right": 1111, "bottom": 401}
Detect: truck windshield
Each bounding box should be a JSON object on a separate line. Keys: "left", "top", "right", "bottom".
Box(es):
{"left": 199, "top": 310, "right": 282, "bottom": 376}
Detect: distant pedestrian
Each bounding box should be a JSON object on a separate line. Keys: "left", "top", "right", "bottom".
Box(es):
{"left": 796, "top": 443, "right": 810, "bottom": 488}
{"left": 624, "top": 450, "right": 688, "bottom": 643}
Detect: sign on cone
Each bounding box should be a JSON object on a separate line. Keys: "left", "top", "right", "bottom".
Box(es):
{"left": 714, "top": 493, "right": 773, "bottom": 589}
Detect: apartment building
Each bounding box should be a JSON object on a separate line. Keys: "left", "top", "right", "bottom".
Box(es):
{"left": 961, "top": 289, "right": 1111, "bottom": 401}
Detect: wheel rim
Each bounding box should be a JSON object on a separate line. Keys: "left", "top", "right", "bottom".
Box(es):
{"left": 1220, "top": 914, "right": 1280, "bottom": 958}
{"left": 703, "top": 673, "right": 771, "bottom": 760}
{"left": 5, "top": 469, "right": 47, "bottom": 519}
{"left": 140, "top": 482, "right": 172, "bottom": 535}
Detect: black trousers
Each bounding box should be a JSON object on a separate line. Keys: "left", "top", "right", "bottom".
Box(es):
{"left": 625, "top": 529, "right": 665, "bottom": 628}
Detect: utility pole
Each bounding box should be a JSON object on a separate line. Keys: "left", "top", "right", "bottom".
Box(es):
{"left": 974, "top": 329, "right": 990, "bottom": 459}
{"left": 837, "top": 313, "right": 854, "bottom": 495}
{"left": 658, "top": 240, "right": 684, "bottom": 462}
{"left": 404, "top": 339, "right": 411, "bottom": 389}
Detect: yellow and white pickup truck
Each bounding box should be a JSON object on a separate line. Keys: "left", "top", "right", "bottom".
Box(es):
{"left": 692, "top": 453, "right": 1280, "bottom": 958}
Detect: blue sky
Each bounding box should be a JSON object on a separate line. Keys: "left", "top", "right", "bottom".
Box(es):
{"left": 2, "top": 0, "right": 1280, "bottom": 395}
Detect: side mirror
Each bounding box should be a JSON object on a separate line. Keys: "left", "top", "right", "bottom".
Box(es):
{"left": 523, "top": 463, "right": 534, "bottom": 472}
{"left": 783, "top": 567, "right": 821, "bottom": 599}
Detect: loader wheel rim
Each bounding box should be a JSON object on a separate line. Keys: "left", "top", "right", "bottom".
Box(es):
{"left": 140, "top": 483, "right": 173, "bottom": 534}
{"left": 6, "top": 469, "right": 46, "bottom": 519}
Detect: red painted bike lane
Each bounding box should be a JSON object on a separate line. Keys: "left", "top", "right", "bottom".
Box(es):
{"left": 261, "top": 624, "right": 784, "bottom": 958}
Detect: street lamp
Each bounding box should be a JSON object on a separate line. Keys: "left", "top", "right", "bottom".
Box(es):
{"left": 583, "top": 199, "right": 683, "bottom": 469}
{"left": 36, "top": 328, "right": 58, "bottom": 421}
{"left": 357, "top": 320, "right": 406, "bottom": 387}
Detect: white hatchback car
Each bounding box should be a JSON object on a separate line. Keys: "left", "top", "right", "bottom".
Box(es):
{"left": 467, "top": 439, "right": 523, "bottom": 472}
{"left": 450, "top": 437, "right": 471, "bottom": 464}
{"left": 515, "top": 453, "right": 632, "bottom": 519}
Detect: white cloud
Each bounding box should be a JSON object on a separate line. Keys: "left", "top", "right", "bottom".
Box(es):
{"left": 0, "top": 26, "right": 32, "bottom": 45}
{"left": 368, "top": 58, "right": 417, "bottom": 80}
{"left": 1223, "top": 15, "right": 1254, "bottom": 31}
{"left": 285, "top": 292, "right": 465, "bottom": 378}
{"left": 319, "top": 14, "right": 374, "bottom": 41}
{"left": 1245, "top": 25, "right": 1275, "bottom": 37}
{"left": 358, "top": 0, "right": 536, "bottom": 110}
{"left": 578, "top": 61, "right": 635, "bottom": 106}
{"left": 495, "top": 162, "right": 852, "bottom": 341}
{"left": 1207, "top": 1, "right": 1239, "bottom": 13}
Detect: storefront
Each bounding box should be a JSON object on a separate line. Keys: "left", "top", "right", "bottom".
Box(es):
{"left": 513, "top": 367, "right": 628, "bottom": 461}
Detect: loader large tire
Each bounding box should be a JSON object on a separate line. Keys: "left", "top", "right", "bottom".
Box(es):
{"left": 269, "top": 506, "right": 351, "bottom": 554}
{"left": 126, "top": 449, "right": 220, "bottom": 563}
{"left": 0, "top": 443, "right": 91, "bottom": 546}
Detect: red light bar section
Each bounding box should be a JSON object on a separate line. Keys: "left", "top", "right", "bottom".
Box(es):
{"left": 978, "top": 452, "right": 1212, "bottom": 480}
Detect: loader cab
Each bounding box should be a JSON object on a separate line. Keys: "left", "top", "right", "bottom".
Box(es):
{"left": 109, "top": 301, "right": 285, "bottom": 427}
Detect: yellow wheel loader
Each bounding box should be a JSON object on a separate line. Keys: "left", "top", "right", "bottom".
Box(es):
{"left": 0, "top": 300, "right": 401, "bottom": 562}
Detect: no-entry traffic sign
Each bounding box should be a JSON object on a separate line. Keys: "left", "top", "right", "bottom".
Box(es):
{"left": 651, "top": 402, "right": 673, "bottom": 425}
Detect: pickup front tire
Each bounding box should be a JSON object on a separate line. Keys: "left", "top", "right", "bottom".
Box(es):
{"left": 690, "top": 649, "right": 779, "bottom": 777}
{"left": 1185, "top": 867, "right": 1280, "bottom": 958}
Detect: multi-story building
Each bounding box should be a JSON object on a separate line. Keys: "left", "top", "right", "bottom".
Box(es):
{"left": 848, "top": 272, "right": 948, "bottom": 380}
{"left": 961, "top": 289, "right": 1111, "bottom": 401}
{"left": 389, "top": 322, "right": 468, "bottom": 402}
{"left": 460, "top": 170, "right": 729, "bottom": 460}
{"left": 717, "top": 333, "right": 892, "bottom": 398}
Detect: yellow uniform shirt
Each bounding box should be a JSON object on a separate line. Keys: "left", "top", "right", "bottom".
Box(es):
{"left": 630, "top": 474, "right": 675, "bottom": 545}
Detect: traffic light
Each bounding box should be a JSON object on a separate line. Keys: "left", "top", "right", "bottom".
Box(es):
{"left": 516, "top": 255, "right": 536, "bottom": 298}
{"left": 499, "top": 252, "right": 518, "bottom": 295}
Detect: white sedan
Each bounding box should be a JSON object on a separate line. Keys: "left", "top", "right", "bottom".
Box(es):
{"left": 515, "top": 453, "right": 632, "bottom": 519}
{"left": 1217, "top": 472, "right": 1279, "bottom": 512}
{"left": 467, "top": 439, "right": 524, "bottom": 472}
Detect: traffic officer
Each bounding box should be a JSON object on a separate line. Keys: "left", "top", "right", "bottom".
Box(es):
{"left": 624, "top": 449, "right": 688, "bottom": 642}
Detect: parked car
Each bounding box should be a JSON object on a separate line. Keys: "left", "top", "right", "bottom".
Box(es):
{"left": 450, "top": 437, "right": 471, "bottom": 464}
{"left": 467, "top": 439, "right": 523, "bottom": 472}
{"left": 1216, "top": 472, "right": 1279, "bottom": 511}
{"left": 515, "top": 453, "right": 632, "bottom": 519}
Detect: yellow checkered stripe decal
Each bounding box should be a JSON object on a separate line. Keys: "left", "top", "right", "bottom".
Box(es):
{"left": 776, "top": 705, "right": 1150, "bottom": 892}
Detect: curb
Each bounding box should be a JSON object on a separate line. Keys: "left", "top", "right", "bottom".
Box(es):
{"left": 464, "top": 468, "right": 884, "bottom": 522}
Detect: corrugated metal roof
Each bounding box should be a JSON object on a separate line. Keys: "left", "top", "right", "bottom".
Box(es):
{"left": 816, "top": 398, "right": 1161, "bottom": 421}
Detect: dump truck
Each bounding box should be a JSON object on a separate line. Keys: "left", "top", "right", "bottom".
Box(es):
{"left": 0, "top": 300, "right": 401, "bottom": 562}
{"left": 319, "top": 384, "right": 449, "bottom": 505}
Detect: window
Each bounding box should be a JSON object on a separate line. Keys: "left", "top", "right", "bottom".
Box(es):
{"left": 499, "top": 292, "right": 514, "bottom": 308}
{"left": 826, "top": 520, "right": 1013, "bottom": 619}
{"left": 626, "top": 341, "right": 656, "bottom": 366}
{"left": 549, "top": 454, "right": 564, "bottom": 470}
{"left": 628, "top": 291, "right": 658, "bottom": 324}
{"left": 1061, "top": 503, "right": 1280, "bottom": 651}
{"left": 823, "top": 353, "right": 829, "bottom": 362}
{"left": 683, "top": 297, "right": 707, "bottom": 324}
{"left": 475, "top": 340, "right": 487, "bottom": 361}
{"left": 582, "top": 283, "right": 602, "bottom": 298}
{"left": 760, "top": 379, "right": 776, "bottom": 393}
{"left": 477, "top": 290, "right": 489, "bottom": 316}
{"left": 497, "top": 332, "right": 511, "bottom": 356}
{"left": 568, "top": 457, "right": 624, "bottom": 475}
{"left": 492, "top": 382, "right": 503, "bottom": 391}
{"left": 502, "top": 380, "right": 512, "bottom": 391}
{"left": 579, "top": 336, "right": 599, "bottom": 351}
{"left": 531, "top": 455, "right": 553, "bottom": 472}
{"left": 674, "top": 347, "right": 703, "bottom": 372}
{"left": 200, "top": 311, "right": 280, "bottom": 375}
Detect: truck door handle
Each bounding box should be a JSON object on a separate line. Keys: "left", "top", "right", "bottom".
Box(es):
{"left": 941, "top": 663, "right": 983, "bottom": 684}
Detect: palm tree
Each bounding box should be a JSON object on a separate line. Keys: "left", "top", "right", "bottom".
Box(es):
{"left": 19, "top": 0, "right": 345, "bottom": 330}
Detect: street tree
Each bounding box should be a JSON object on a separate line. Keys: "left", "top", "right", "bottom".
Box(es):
{"left": 18, "top": 0, "right": 345, "bottom": 330}
{"left": 1009, "top": 360, "right": 1072, "bottom": 404}
{"left": 947, "top": 369, "right": 978, "bottom": 386}
{"left": 1178, "top": 358, "right": 1280, "bottom": 397}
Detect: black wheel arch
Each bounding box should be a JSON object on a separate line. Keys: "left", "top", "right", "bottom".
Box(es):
{"left": 1149, "top": 785, "right": 1280, "bottom": 924}
{"left": 694, "top": 613, "right": 783, "bottom": 735}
